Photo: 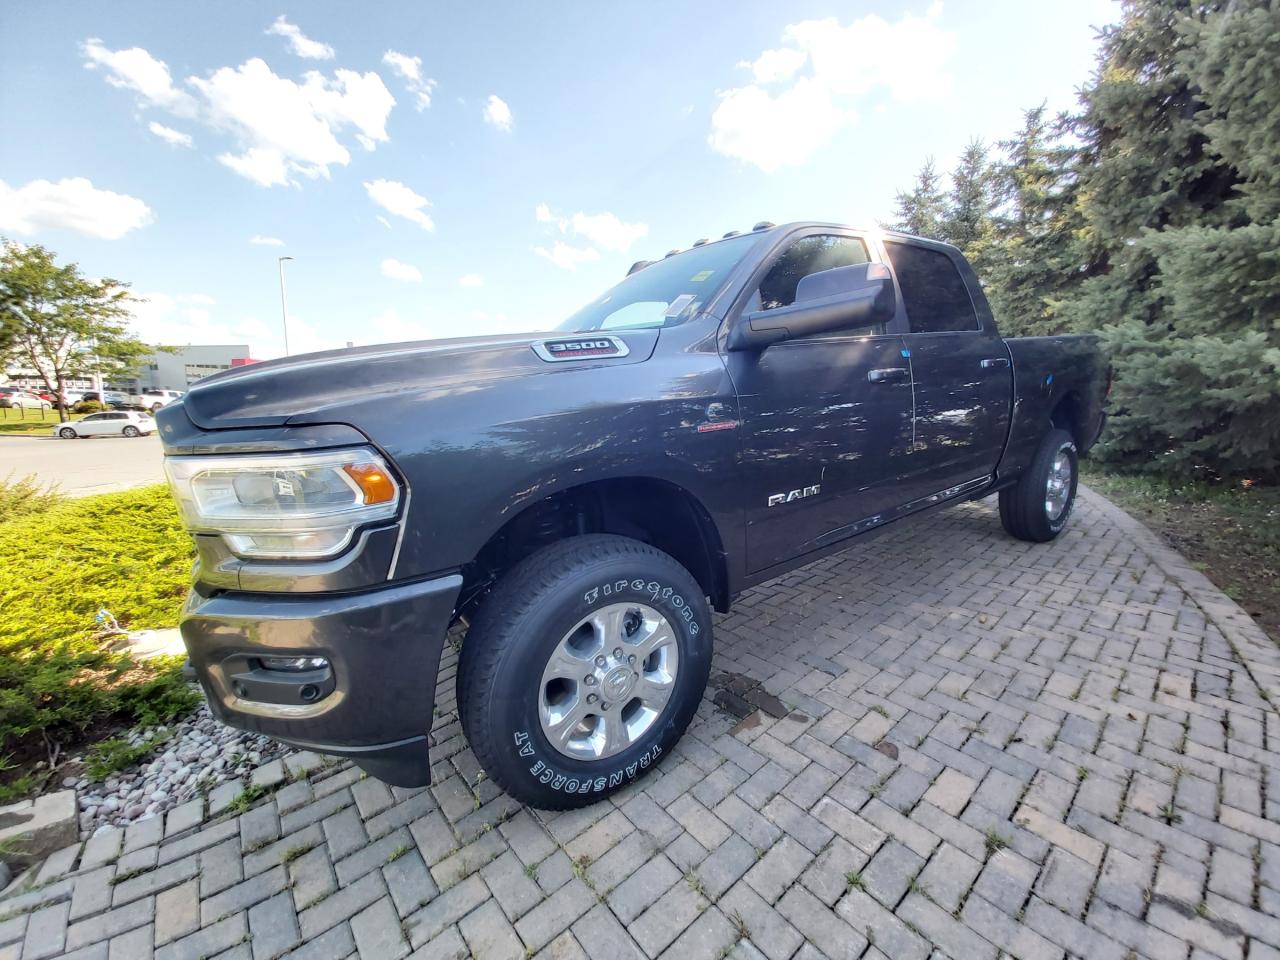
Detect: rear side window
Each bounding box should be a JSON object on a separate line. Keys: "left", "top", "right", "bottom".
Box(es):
{"left": 758, "top": 235, "right": 869, "bottom": 311}
{"left": 885, "top": 241, "right": 978, "bottom": 333}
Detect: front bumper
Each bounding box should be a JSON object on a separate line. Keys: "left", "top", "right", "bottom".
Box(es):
{"left": 180, "top": 573, "right": 462, "bottom": 786}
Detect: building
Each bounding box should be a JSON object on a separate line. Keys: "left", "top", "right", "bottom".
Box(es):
{"left": 4, "top": 344, "right": 255, "bottom": 394}
{"left": 127, "top": 344, "right": 255, "bottom": 391}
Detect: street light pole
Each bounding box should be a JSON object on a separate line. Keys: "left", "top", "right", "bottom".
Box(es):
{"left": 277, "top": 256, "right": 295, "bottom": 356}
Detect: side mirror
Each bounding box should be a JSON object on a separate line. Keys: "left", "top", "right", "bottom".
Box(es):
{"left": 727, "top": 262, "right": 897, "bottom": 352}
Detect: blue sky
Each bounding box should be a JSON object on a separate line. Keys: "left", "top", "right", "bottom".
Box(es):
{"left": 0, "top": 0, "right": 1117, "bottom": 358}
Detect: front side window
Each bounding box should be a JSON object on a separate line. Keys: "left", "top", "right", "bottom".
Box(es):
{"left": 757, "top": 235, "right": 870, "bottom": 311}
{"left": 885, "top": 241, "right": 978, "bottom": 333}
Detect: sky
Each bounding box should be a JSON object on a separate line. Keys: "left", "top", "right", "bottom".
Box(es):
{"left": 0, "top": 0, "right": 1118, "bottom": 359}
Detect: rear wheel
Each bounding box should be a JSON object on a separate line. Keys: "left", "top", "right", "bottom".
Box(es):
{"left": 122, "top": 425, "right": 141, "bottom": 438}
{"left": 458, "top": 534, "right": 712, "bottom": 809}
{"left": 999, "top": 427, "right": 1078, "bottom": 542}
{"left": 58, "top": 427, "right": 77, "bottom": 439}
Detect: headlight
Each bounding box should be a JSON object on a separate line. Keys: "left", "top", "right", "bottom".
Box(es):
{"left": 164, "top": 447, "right": 401, "bottom": 559}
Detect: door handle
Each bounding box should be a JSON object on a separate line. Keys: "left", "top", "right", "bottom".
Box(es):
{"left": 980, "top": 357, "right": 1010, "bottom": 369}
{"left": 868, "top": 367, "right": 909, "bottom": 383}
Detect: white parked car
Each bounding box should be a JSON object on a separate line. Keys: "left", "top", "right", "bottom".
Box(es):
{"left": 140, "top": 388, "right": 184, "bottom": 412}
{"left": 53, "top": 410, "right": 155, "bottom": 439}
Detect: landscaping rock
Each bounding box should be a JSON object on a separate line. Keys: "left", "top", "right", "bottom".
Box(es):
{"left": 71, "top": 700, "right": 291, "bottom": 839}
{"left": 0, "top": 790, "right": 77, "bottom": 866}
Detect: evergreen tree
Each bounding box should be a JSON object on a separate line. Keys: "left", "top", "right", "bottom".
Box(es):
{"left": 886, "top": 158, "right": 946, "bottom": 239}
{"left": 943, "top": 139, "right": 996, "bottom": 253}
{"left": 982, "top": 105, "right": 1088, "bottom": 337}
{"left": 1073, "top": 0, "right": 1279, "bottom": 480}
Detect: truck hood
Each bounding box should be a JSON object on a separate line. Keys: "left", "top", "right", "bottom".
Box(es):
{"left": 180, "top": 329, "right": 659, "bottom": 429}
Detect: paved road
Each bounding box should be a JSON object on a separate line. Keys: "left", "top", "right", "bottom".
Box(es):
{"left": 0, "top": 434, "right": 164, "bottom": 496}
{"left": 5, "top": 488, "right": 1279, "bottom": 960}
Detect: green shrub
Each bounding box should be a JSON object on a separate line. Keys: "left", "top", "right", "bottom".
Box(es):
{"left": 0, "top": 483, "right": 198, "bottom": 789}
{"left": 0, "top": 474, "right": 63, "bottom": 519}
{"left": 72, "top": 399, "right": 103, "bottom": 414}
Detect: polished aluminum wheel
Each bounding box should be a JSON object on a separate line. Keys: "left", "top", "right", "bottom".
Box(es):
{"left": 539, "top": 602, "right": 679, "bottom": 761}
{"left": 1045, "top": 449, "right": 1074, "bottom": 521}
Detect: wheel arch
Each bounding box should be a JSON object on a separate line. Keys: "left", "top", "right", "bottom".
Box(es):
{"left": 458, "top": 475, "right": 731, "bottom": 623}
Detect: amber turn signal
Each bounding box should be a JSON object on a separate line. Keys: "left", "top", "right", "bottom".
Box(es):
{"left": 343, "top": 463, "right": 398, "bottom": 504}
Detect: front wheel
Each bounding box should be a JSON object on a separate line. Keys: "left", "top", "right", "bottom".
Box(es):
{"left": 999, "top": 427, "right": 1078, "bottom": 542}
{"left": 458, "top": 534, "right": 712, "bottom": 809}
{"left": 58, "top": 427, "right": 77, "bottom": 439}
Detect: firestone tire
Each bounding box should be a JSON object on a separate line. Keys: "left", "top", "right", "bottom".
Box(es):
{"left": 999, "top": 427, "right": 1078, "bottom": 542}
{"left": 457, "top": 534, "right": 712, "bottom": 810}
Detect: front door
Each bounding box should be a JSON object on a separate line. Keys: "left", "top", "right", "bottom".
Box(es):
{"left": 723, "top": 232, "right": 915, "bottom": 574}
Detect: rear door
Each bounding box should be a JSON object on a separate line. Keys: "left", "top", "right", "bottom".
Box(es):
{"left": 725, "top": 230, "right": 915, "bottom": 573}
{"left": 885, "top": 239, "right": 1012, "bottom": 501}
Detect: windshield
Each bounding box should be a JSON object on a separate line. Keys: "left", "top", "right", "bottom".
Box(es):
{"left": 557, "top": 233, "right": 761, "bottom": 332}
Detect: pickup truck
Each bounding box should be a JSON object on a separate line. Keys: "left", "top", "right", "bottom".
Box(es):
{"left": 158, "top": 222, "right": 1107, "bottom": 808}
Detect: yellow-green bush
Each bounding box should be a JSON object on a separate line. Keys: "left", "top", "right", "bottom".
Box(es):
{"left": 0, "top": 483, "right": 198, "bottom": 798}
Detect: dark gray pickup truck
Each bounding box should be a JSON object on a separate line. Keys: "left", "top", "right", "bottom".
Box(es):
{"left": 159, "top": 222, "right": 1107, "bottom": 808}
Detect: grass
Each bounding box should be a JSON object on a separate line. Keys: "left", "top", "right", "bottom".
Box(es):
{"left": 0, "top": 480, "right": 198, "bottom": 802}
{"left": 0, "top": 409, "right": 82, "bottom": 435}
{"left": 85, "top": 732, "right": 170, "bottom": 782}
{"left": 1082, "top": 467, "right": 1280, "bottom": 643}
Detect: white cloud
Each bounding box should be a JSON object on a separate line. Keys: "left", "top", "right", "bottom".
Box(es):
{"left": 249, "top": 234, "right": 284, "bottom": 246}
{"left": 0, "top": 177, "right": 153, "bottom": 240}
{"left": 483, "top": 94, "right": 513, "bottom": 131}
{"left": 382, "top": 50, "right": 436, "bottom": 110}
{"left": 535, "top": 204, "right": 648, "bottom": 253}
{"left": 458, "top": 273, "right": 483, "bottom": 287}
{"left": 82, "top": 40, "right": 395, "bottom": 188}
{"left": 570, "top": 211, "right": 648, "bottom": 252}
{"left": 189, "top": 59, "right": 395, "bottom": 186}
{"left": 535, "top": 241, "right": 600, "bottom": 270}
{"left": 364, "top": 179, "right": 434, "bottom": 230}
{"left": 710, "top": 3, "right": 956, "bottom": 171}
{"left": 81, "top": 38, "right": 196, "bottom": 116}
{"left": 710, "top": 78, "right": 853, "bottom": 174}
{"left": 535, "top": 202, "right": 565, "bottom": 231}
{"left": 148, "top": 121, "right": 193, "bottom": 147}
{"left": 375, "top": 215, "right": 392, "bottom": 229}
{"left": 381, "top": 258, "right": 422, "bottom": 282}
{"left": 266, "top": 16, "right": 335, "bottom": 60}
{"left": 740, "top": 47, "right": 808, "bottom": 84}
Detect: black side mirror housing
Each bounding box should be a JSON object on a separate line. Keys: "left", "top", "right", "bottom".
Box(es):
{"left": 727, "top": 263, "right": 897, "bottom": 352}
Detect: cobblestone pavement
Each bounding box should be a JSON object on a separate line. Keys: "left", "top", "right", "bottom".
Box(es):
{"left": 5, "top": 487, "right": 1280, "bottom": 960}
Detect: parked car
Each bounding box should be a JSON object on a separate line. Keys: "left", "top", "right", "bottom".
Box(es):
{"left": 0, "top": 388, "right": 52, "bottom": 410}
{"left": 160, "top": 222, "right": 1108, "bottom": 808}
{"left": 140, "top": 388, "right": 185, "bottom": 412}
{"left": 78, "top": 391, "right": 130, "bottom": 410}
{"left": 53, "top": 410, "right": 155, "bottom": 438}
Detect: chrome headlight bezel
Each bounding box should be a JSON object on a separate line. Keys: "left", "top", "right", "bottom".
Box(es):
{"left": 163, "top": 446, "right": 401, "bottom": 560}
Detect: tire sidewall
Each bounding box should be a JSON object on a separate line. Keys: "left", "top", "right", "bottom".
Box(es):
{"left": 1044, "top": 436, "right": 1078, "bottom": 535}
{"left": 486, "top": 555, "right": 711, "bottom": 806}
{"left": 123, "top": 426, "right": 140, "bottom": 438}
{"left": 59, "top": 428, "right": 76, "bottom": 439}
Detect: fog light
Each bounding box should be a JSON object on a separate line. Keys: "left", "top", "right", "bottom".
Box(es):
{"left": 260, "top": 655, "right": 329, "bottom": 672}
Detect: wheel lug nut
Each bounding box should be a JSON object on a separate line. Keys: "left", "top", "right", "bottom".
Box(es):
{"left": 613, "top": 648, "right": 623, "bottom": 658}
{"left": 601, "top": 702, "right": 611, "bottom": 710}
{"left": 628, "top": 654, "right": 636, "bottom": 664}
{"left": 587, "top": 694, "right": 598, "bottom": 704}
{"left": 584, "top": 675, "right": 596, "bottom": 685}
{"left": 595, "top": 656, "right": 606, "bottom": 667}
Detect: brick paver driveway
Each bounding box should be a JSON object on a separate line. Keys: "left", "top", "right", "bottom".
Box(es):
{"left": 7, "top": 488, "right": 1280, "bottom": 960}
